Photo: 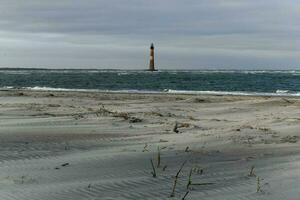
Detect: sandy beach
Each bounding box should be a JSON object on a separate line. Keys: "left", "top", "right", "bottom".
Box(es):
{"left": 0, "top": 90, "right": 300, "bottom": 200}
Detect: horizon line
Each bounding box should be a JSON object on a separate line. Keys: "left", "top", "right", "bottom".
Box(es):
{"left": 0, "top": 67, "right": 300, "bottom": 71}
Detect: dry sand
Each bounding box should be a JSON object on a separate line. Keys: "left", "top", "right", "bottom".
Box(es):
{"left": 0, "top": 90, "right": 300, "bottom": 200}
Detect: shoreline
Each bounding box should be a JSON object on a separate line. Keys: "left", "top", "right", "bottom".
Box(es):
{"left": 1, "top": 88, "right": 300, "bottom": 98}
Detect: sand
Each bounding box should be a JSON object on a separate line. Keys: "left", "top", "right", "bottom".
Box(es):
{"left": 0, "top": 90, "right": 300, "bottom": 200}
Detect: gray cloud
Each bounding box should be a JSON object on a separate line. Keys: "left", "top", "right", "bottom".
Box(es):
{"left": 0, "top": 0, "right": 299, "bottom": 69}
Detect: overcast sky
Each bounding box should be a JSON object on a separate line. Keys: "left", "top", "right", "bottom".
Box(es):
{"left": 0, "top": 0, "right": 299, "bottom": 69}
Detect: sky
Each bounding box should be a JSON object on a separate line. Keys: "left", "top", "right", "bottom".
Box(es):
{"left": 0, "top": 0, "right": 299, "bottom": 69}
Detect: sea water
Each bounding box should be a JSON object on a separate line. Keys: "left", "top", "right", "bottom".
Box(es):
{"left": 0, "top": 69, "right": 300, "bottom": 96}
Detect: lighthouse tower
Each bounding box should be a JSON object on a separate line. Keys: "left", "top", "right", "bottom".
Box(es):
{"left": 149, "top": 43, "right": 155, "bottom": 71}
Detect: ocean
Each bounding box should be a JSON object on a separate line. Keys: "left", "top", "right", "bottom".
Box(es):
{"left": 0, "top": 69, "right": 300, "bottom": 96}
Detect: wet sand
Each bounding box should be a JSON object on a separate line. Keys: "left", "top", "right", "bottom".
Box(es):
{"left": 0, "top": 90, "right": 300, "bottom": 200}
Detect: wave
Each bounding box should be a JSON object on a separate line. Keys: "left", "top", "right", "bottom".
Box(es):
{"left": 276, "top": 90, "right": 289, "bottom": 94}
{"left": 165, "top": 89, "right": 300, "bottom": 96}
{"left": 0, "top": 70, "right": 32, "bottom": 75}
{"left": 163, "top": 70, "right": 300, "bottom": 75}
{"left": 1, "top": 69, "right": 300, "bottom": 75}
{"left": 1, "top": 86, "right": 162, "bottom": 94}
{"left": 2, "top": 86, "right": 300, "bottom": 97}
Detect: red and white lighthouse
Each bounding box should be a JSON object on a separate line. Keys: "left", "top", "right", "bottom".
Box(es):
{"left": 149, "top": 43, "right": 155, "bottom": 71}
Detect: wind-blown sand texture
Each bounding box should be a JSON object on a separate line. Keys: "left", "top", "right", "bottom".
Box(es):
{"left": 0, "top": 90, "right": 300, "bottom": 200}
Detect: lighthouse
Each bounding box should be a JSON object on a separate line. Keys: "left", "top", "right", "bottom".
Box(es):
{"left": 149, "top": 43, "right": 156, "bottom": 71}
